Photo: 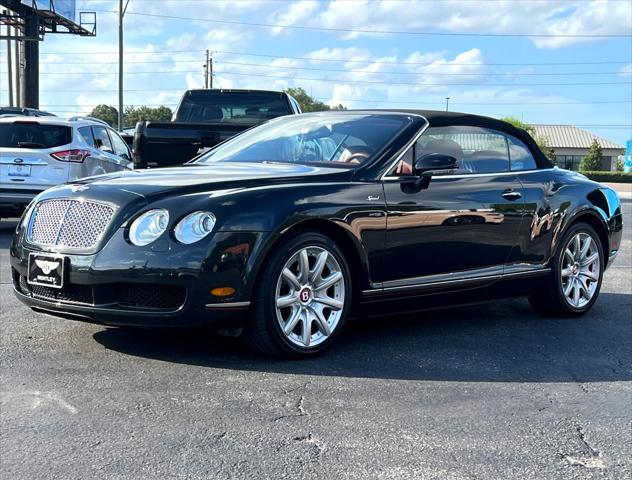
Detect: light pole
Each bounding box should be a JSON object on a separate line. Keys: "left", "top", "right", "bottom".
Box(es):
{"left": 445, "top": 97, "right": 450, "bottom": 112}
{"left": 118, "top": 0, "right": 129, "bottom": 131}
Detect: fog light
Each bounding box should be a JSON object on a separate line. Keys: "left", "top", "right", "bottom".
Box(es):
{"left": 211, "top": 287, "right": 236, "bottom": 297}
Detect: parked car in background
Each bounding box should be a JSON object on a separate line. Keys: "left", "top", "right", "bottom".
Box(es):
{"left": 1, "top": 116, "right": 132, "bottom": 218}
{"left": 10, "top": 111, "right": 622, "bottom": 358}
{"left": 133, "top": 89, "right": 301, "bottom": 168}
{"left": 0, "top": 106, "right": 57, "bottom": 118}
{"left": 120, "top": 128, "right": 135, "bottom": 148}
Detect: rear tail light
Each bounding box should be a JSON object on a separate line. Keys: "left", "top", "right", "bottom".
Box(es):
{"left": 50, "top": 149, "right": 90, "bottom": 163}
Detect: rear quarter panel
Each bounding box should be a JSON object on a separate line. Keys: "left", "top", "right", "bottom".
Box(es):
{"left": 512, "top": 168, "right": 621, "bottom": 268}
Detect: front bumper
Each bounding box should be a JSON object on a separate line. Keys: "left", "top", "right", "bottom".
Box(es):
{"left": 10, "top": 227, "right": 273, "bottom": 328}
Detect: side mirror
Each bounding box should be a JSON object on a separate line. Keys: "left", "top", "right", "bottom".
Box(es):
{"left": 408, "top": 153, "right": 458, "bottom": 191}
{"left": 414, "top": 153, "right": 458, "bottom": 175}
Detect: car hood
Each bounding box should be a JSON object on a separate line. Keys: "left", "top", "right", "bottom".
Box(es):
{"left": 66, "top": 162, "right": 350, "bottom": 200}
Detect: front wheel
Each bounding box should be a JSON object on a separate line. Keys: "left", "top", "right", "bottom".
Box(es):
{"left": 529, "top": 222, "right": 604, "bottom": 317}
{"left": 243, "top": 233, "right": 352, "bottom": 358}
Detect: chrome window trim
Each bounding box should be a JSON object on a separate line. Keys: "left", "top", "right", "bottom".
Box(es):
{"left": 380, "top": 117, "right": 429, "bottom": 181}
{"left": 383, "top": 167, "right": 555, "bottom": 182}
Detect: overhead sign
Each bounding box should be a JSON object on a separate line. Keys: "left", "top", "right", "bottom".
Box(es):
{"left": 21, "top": 1, "right": 76, "bottom": 22}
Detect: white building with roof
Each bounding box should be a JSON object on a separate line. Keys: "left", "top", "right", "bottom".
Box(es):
{"left": 532, "top": 125, "right": 624, "bottom": 172}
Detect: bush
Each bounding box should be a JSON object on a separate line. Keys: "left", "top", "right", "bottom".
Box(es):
{"left": 581, "top": 171, "right": 632, "bottom": 183}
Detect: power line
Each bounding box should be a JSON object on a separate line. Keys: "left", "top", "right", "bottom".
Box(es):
{"left": 213, "top": 70, "right": 632, "bottom": 87}
{"left": 202, "top": 61, "right": 627, "bottom": 76}
{"left": 90, "top": 9, "right": 632, "bottom": 38}
{"left": 17, "top": 64, "right": 627, "bottom": 77}
{"left": 28, "top": 48, "right": 629, "bottom": 67}
{"left": 38, "top": 59, "right": 203, "bottom": 65}
{"left": 32, "top": 70, "right": 631, "bottom": 86}
{"left": 38, "top": 49, "right": 205, "bottom": 55}
{"left": 213, "top": 50, "right": 632, "bottom": 67}
{"left": 39, "top": 99, "right": 631, "bottom": 107}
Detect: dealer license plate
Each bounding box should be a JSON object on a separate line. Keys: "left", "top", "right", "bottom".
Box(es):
{"left": 28, "top": 253, "right": 65, "bottom": 289}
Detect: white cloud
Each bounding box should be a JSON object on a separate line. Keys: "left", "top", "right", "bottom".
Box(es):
{"left": 533, "top": 1, "right": 632, "bottom": 48}
{"left": 268, "top": 0, "right": 320, "bottom": 35}
{"left": 268, "top": 0, "right": 632, "bottom": 49}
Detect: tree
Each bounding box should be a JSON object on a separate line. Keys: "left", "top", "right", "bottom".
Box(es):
{"left": 89, "top": 104, "right": 119, "bottom": 128}
{"left": 123, "top": 105, "right": 173, "bottom": 127}
{"left": 580, "top": 140, "right": 603, "bottom": 171}
{"left": 539, "top": 139, "right": 556, "bottom": 165}
{"left": 88, "top": 104, "right": 174, "bottom": 129}
{"left": 284, "top": 87, "right": 345, "bottom": 112}
{"left": 501, "top": 116, "right": 556, "bottom": 164}
{"left": 501, "top": 116, "right": 534, "bottom": 135}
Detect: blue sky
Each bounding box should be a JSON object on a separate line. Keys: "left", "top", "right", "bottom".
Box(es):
{"left": 1, "top": 0, "right": 631, "bottom": 145}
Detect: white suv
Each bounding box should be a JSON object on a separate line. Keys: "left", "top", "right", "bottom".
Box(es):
{"left": 0, "top": 116, "right": 133, "bottom": 218}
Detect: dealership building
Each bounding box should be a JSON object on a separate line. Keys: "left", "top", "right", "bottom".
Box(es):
{"left": 532, "top": 124, "right": 624, "bottom": 172}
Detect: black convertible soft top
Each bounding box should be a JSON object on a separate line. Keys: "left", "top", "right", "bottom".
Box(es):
{"left": 344, "top": 109, "right": 555, "bottom": 169}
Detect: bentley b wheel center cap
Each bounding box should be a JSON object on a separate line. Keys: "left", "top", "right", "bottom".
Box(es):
{"left": 299, "top": 286, "right": 313, "bottom": 305}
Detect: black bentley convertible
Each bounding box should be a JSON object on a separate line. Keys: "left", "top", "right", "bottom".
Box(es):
{"left": 11, "top": 110, "right": 623, "bottom": 357}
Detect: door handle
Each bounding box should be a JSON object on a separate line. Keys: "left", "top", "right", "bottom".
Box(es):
{"left": 501, "top": 189, "right": 522, "bottom": 201}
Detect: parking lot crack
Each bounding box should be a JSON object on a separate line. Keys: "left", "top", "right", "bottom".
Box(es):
{"left": 575, "top": 425, "right": 599, "bottom": 457}
{"left": 296, "top": 395, "right": 307, "bottom": 415}
{"left": 293, "top": 433, "right": 325, "bottom": 457}
{"left": 557, "top": 423, "right": 606, "bottom": 470}
{"left": 272, "top": 395, "right": 310, "bottom": 422}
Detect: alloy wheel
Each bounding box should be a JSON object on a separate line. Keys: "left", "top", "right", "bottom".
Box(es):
{"left": 560, "top": 232, "right": 601, "bottom": 309}
{"left": 274, "top": 246, "right": 345, "bottom": 348}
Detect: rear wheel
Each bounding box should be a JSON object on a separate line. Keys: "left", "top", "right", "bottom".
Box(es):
{"left": 529, "top": 222, "right": 604, "bottom": 317}
{"left": 243, "top": 232, "right": 352, "bottom": 358}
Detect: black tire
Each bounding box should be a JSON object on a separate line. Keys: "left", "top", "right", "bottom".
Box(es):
{"left": 529, "top": 222, "right": 604, "bottom": 317}
{"left": 242, "top": 232, "right": 352, "bottom": 358}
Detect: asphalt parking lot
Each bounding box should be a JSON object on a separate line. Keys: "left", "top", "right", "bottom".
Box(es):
{"left": 1, "top": 195, "right": 630, "bottom": 480}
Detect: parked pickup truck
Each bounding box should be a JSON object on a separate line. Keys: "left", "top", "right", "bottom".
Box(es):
{"left": 133, "top": 89, "right": 302, "bottom": 168}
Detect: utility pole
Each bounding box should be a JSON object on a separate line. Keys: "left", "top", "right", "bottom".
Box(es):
{"left": 118, "top": 0, "right": 129, "bottom": 131}
{"left": 445, "top": 97, "right": 450, "bottom": 112}
{"left": 15, "top": 26, "right": 21, "bottom": 107}
{"left": 21, "top": 10, "right": 39, "bottom": 108}
{"left": 204, "top": 49, "right": 209, "bottom": 88}
{"left": 209, "top": 53, "right": 213, "bottom": 88}
{"left": 4, "top": 10, "right": 13, "bottom": 106}
{"left": 203, "top": 50, "right": 213, "bottom": 89}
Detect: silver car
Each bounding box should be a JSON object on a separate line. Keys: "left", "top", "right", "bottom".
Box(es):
{"left": 0, "top": 116, "right": 133, "bottom": 218}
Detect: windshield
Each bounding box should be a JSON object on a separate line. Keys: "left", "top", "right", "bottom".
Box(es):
{"left": 175, "top": 91, "right": 292, "bottom": 124}
{"left": 194, "top": 113, "right": 414, "bottom": 167}
{"left": 0, "top": 122, "right": 72, "bottom": 148}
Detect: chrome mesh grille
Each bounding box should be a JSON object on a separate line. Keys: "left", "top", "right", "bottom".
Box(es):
{"left": 29, "top": 199, "right": 115, "bottom": 249}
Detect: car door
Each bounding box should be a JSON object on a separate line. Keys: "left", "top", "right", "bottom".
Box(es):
{"left": 379, "top": 125, "right": 525, "bottom": 289}
{"left": 92, "top": 125, "right": 118, "bottom": 175}
{"left": 107, "top": 128, "right": 133, "bottom": 170}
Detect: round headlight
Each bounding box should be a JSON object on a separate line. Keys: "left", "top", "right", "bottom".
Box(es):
{"left": 129, "top": 209, "right": 169, "bottom": 246}
{"left": 174, "top": 211, "right": 216, "bottom": 244}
